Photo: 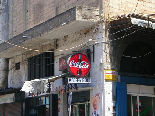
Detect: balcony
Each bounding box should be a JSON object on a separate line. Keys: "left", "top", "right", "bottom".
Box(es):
{"left": 0, "top": 6, "right": 99, "bottom": 58}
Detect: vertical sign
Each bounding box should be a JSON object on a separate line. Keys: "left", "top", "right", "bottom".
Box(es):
{"left": 68, "top": 91, "right": 72, "bottom": 116}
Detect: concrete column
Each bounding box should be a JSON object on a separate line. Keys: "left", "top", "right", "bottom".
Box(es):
{"left": 0, "top": 58, "right": 9, "bottom": 88}
{"left": 104, "top": 82, "right": 114, "bottom": 116}
{"left": 62, "top": 93, "right": 68, "bottom": 116}
{"left": 0, "top": 1, "right": 9, "bottom": 88}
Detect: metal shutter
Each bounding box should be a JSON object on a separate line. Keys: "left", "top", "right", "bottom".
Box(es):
{"left": 115, "top": 82, "right": 127, "bottom": 116}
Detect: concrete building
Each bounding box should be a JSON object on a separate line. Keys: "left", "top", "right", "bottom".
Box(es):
{"left": 0, "top": 0, "right": 155, "bottom": 116}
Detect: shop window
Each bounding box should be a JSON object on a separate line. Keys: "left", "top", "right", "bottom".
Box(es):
{"left": 28, "top": 51, "right": 54, "bottom": 80}
{"left": 25, "top": 94, "right": 58, "bottom": 116}
{"left": 15, "top": 62, "right": 20, "bottom": 70}
{"left": 25, "top": 96, "right": 50, "bottom": 116}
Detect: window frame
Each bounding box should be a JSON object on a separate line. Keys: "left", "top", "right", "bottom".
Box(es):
{"left": 28, "top": 51, "right": 54, "bottom": 81}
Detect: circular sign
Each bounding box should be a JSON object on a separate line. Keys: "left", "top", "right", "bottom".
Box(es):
{"left": 68, "top": 53, "right": 91, "bottom": 77}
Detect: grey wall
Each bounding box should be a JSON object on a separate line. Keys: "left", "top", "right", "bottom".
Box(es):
{"left": 0, "top": 1, "right": 9, "bottom": 88}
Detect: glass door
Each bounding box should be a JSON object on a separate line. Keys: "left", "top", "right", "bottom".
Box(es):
{"left": 71, "top": 102, "right": 90, "bottom": 116}
{"left": 127, "top": 94, "right": 155, "bottom": 116}
{"left": 138, "top": 96, "right": 153, "bottom": 116}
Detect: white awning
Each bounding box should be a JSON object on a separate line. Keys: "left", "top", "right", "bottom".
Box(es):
{"left": 131, "top": 18, "right": 155, "bottom": 29}
{"left": 21, "top": 72, "right": 69, "bottom": 97}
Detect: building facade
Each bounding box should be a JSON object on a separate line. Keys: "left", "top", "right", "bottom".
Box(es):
{"left": 0, "top": 0, "right": 155, "bottom": 116}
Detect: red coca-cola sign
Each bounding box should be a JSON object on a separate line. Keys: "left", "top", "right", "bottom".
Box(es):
{"left": 68, "top": 53, "right": 91, "bottom": 77}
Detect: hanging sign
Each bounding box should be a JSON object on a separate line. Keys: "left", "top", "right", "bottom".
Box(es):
{"left": 68, "top": 53, "right": 91, "bottom": 77}
{"left": 104, "top": 69, "right": 116, "bottom": 81}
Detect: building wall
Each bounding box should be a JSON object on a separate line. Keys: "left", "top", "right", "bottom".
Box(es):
{"left": 8, "top": 40, "right": 55, "bottom": 88}
{"left": 0, "top": 1, "right": 9, "bottom": 88}
{"left": 5, "top": 0, "right": 155, "bottom": 116}
{"left": 105, "top": 0, "right": 155, "bottom": 19}
{"left": 8, "top": 24, "right": 101, "bottom": 87}
{"left": 8, "top": 22, "right": 107, "bottom": 115}
{"left": 0, "top": 102, "right": 22, "bottom": 116}
{"left": 11, "top": 0, "right": 99, "bottom": 37}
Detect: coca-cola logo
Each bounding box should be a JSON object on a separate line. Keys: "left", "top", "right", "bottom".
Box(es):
{"left": 69, "top": 61, "right": 89, "bottom": 68}
{"left": 68, "top": 53, "right": 91, "bottom": 77}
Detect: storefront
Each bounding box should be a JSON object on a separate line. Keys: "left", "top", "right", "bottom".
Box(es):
{"left": 70, "top": 91, "right": 90, "bottom": 116}
{"left": 108, "top": 13, "right": 155, "bottom": 116}
{"left": 0, "top": 89, "right": 25, "bottom": 116}
{"left": 25, "top": 94, "right": 58, "bottom": 116}
{"left": 116, "top": 76, "right": 155, "bottom": 116}
{"left": 127, "top": 91, "right": 155, "bottom": 116}
{"left": 60, "top": 52, "right": 92, "bottom": 116}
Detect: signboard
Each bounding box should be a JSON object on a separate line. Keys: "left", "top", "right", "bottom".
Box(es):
{"left": 104, "top": 69, "right": 116, "bottom": 81}
{"left": 68, "top": 77, "right": 91, "bottom": 83}
{"left": 59, "top": 56, "right": 67, "bottom": 71}
{"left": 0, "top": 93, "right": 14, "bottom": 104}
{"left": 68, "top": 53, "right": 91, "bottom": 77}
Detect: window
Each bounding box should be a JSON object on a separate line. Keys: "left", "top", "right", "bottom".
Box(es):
{"left": 0, "top": 0, "right": 7, "bottom": 7}
{"left": 25, "top": 94, "right": 58, "bottom": 116}
{"left": 15, "top": 62, "right": 20, "bottom": 70}
{"left": 28, "top": 51, "right": 54, "bottom": 80}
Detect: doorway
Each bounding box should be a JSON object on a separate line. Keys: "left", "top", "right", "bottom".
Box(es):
{"left": 71, "top": 102, "right": 90, "bottom": 116}
{"left": 127, "top": 94, "right": 155, "bottom": 116}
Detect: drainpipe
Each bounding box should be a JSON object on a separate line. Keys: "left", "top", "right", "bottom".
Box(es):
{"left": 8, "top": 0, "right": 12, "bottom": 39}
{"left": 99, "top": 0, "right": 103, "bottom": 16}
{"left": 23, "top": 0, "right": 27, "bottom": 31}
{"left": 54, "top": 0, "right": 58, "bottom": 16}
{"left": 98, "top": 0, "right": 104, "bottom": 116}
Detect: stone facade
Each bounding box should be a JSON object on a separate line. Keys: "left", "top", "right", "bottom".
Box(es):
{"left": 1, "top": 0, "right": 155, "bottom": 116}
{"left": 11, "top": 0, "right": 99, "bottom": 37}
{"left": 9, "top": 22, "right": 106, "bottom": 115}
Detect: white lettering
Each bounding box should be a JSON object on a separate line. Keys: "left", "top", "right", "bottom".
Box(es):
{"left": 69, "top": 60, "right": 90, "bottom": 68}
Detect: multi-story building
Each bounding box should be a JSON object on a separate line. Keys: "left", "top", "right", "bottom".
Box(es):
{"left": 0, "top": 0, "right": 155, "bottom": 116}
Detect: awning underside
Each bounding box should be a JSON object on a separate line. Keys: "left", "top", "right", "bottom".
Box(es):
{"left": 110, "top": 13, "right": 155, "bottom": 36}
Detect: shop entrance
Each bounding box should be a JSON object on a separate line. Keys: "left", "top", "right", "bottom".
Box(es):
{"left": 127, "top": 94, "right": 155, "bottom": 116}
{"left": 71, "top": 102, "right": 90, "bottom": 116}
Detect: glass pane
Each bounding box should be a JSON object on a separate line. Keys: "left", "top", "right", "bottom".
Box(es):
{"left": 71, "top": 105, "right": 78, "bottom": 116}
{"left": 39, "top": 97, "right": 45, "bottom": 105}
{"left": 127, "top": 95, "right": 132, "bottom": 116}
{"left": 153, "top": 98, "right": 155, "bottom": 116}
{"left": 46, "top": 105, "right": 49, "bottom": 116}
{"left": 132, "top": 96, "right": 138, "bottom": 116}
{"left": 38, "top": 105, "right": 46, "bottom": 116}
{"left": 86, "top": 103, "right": 90, "bottom": 116}
{"left": 79, "top": 104, "right": 85, "bottom": 116}
{"left": 139, "top": 96, "right": 152, "bottom": 116}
